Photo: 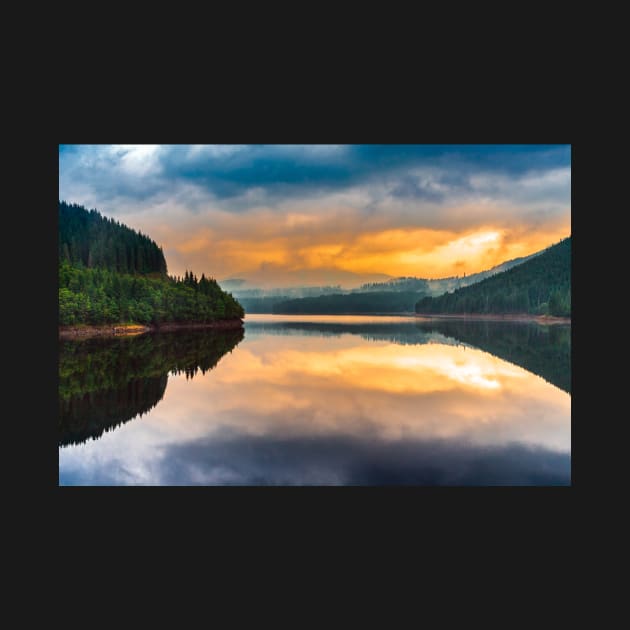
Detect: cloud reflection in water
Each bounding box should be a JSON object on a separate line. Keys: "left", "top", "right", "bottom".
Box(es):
{"left": 59, "top": 317, "right": 570, "bottom": 485}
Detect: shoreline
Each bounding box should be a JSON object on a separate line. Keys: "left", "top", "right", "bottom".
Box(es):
{"left": 59, "top": 319, "right": 244, "bottom": 340}
{"left": 414, "top": 313, "right": 571, "bottom": 325}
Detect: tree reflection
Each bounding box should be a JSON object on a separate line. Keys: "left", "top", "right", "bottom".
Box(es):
{"left": 415, "top": 320, "right": 571, "bottom": 395}
{"left": 245, "top": 319, "right": 571, "bottom": 394}
{"left": 59, "top": 329, "right": 244, "bottom": 447}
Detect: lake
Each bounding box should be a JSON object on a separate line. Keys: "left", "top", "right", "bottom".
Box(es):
{"left": 59, "top": 314, "right": 571, "bottom": 485}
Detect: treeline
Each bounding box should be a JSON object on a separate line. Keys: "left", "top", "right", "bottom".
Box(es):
{"left": 416, "top": 237, "right": 571, "bottom": 317}
{"left": 358, "top": 278, "right": 431, "bottom": 293}
{"left": 59, "top": 201, "right": 244, "bottom": 325}
{"left": 239, "top": 296, "right": 292, "bottom": 313}
{"left": 59, "top": 262, "right": 244, "bottom": 325}
{"left": 59, "top": 201, "right": 167, "bottom": 275}
{"left": 273, "top": 291, "right": 425, "bottom": 314}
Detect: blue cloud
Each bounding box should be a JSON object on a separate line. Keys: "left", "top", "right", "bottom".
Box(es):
{"left": 59, "top": 432, "right": 571, "bottom": 485}
{"left": 353, "top": 144, "right": 569, "bottom": 173}
{"left": 160, "top": 144, "right": 570, "bottom": 198}
{"left": 157, "top": 144, "right": 354, "bottom": 198}
{"left": 156, "top": 433, "right": 571, "bottom": 485}
{"left": 59, "top": 144, "right": 571, "bottom": 211}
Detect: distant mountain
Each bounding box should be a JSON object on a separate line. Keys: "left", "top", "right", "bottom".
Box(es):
{"left": 220, "top": 279, "right": 247, "bottom": 291}
{"left": 234, "top": 247, "right": 544, "bottom": 315}
{"left": 357, "top": 277, "right": 431, "bottom": 293}
{"left": 265, "top": 245, "right": 554, "bottom": 315}
{"left": 358, "top": 251, "right": 541, "bottom": 296}
{"left": 272, "top": 291, "right": 425, "bottom": 315}
{"left": 425, "top": 251, "right": 542, "bottom": 296}
{"left": 416, "top": 237, "right": 571, "bottom": 317}
{"left": 230, "top": 283, "right": 349, "bottom": 313}
{"left": 220, "top": 269, "right": 392, "bottom": 291}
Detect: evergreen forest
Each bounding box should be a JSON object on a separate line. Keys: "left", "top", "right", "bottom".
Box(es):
{"left": 59, "top": 201, "right": 244, "bottom": 326}
{"left": 415, "top": 237, "right": 571, "bottom": 317}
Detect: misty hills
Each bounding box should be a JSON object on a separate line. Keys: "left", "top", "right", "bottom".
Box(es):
{"left": 221, "top": 269, "right": 392, "bottom": 292}
{"left": 358, "top": 251, "right": 541, "bottom": 296}
{"left": 416, "top": 236, "right": 571, "bottom": 317}
{"left": 224, "top": 251, "right": 537, "bottom": 301}
{"left": 230, "top": 246, "right": 549, "bottom": 315}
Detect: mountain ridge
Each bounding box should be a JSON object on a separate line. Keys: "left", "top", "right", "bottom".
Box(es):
{"left": 257, "top": 238, "right": 568, "bottom": 315}
{"left": 416, "top": 236, "right": 571, "bottom": 317}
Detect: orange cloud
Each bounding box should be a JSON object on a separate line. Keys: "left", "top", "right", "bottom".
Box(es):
{"left": 125, "top": 203, "right": 570, "bottom": 285}
{"left": 144, "top": 332, "right": 571, "bottom": 450}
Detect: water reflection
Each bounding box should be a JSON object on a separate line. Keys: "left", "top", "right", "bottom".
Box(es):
{"left": 59, "top": 328, "right": 244, "bottom": 446}
{"left": 245, "top": 315, "right": 571, "bottom": 394}
{"left": 157, "top": 434, "right": 570, "bottom": 486}
{"left": 59, "top": 316, "right": 570, "bottom": 485}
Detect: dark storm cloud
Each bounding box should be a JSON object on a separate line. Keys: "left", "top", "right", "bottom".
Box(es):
{"left": 354, "top": 144, "right": 570, "bottom": 173}
{"left": 158, "top": 145, "right": 353, "bottom": 199}
{"left": 59, "top": 144, "right": 571, "bottom": 209}
{"left": 154, "top": 144, "right": 570, "bottom": 202}
{"left": 155, "top": 433, "right": 570, "bottom": 486}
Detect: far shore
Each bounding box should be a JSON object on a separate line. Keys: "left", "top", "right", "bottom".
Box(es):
{"left": 415, "top": 313, "right": 571, "bottom": 325}
{"left": 59, "top": 319, "right": 244, "bottom": 340}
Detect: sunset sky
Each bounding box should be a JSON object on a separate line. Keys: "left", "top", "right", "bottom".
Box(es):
{"left": 58, "top": 144, "right": 571, "bottom": 288}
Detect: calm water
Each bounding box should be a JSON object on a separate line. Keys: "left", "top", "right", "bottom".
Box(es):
{"left": 59, "top": 315, "right": 571, "bottom": 485}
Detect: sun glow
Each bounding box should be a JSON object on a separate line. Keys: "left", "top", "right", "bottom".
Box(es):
{"left": 210, "top": 339, "right": 526, "bottom": 396}
{"left": 60, "top": 145, "right": 571, "bottom": 285}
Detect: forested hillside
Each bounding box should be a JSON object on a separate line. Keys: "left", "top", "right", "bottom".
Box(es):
{"left": 415, "top": 237, "right": 571, "bottom": 317}
{"left": 358, "top": 278, "right": 431, "bottom": 293}
{"left": 59, "top": 202, "right": 244, "bottom": 326}
{"left": 357, "top": 252, "right": 539, "bottom": 296}
{"left": 59, "top": 201, "right": 167, "bottom": 275}
{"left": 261, "top": 246, "right": 547, "bottom": 315}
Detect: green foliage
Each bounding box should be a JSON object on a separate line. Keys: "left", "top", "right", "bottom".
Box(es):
{"left": 359, "top": 278, "right": 431, "bottom": 292}
{"left": 59, "top": 261, "right": 244, "bottom": 325}
{"left": 272, "top": 291, "right": 424, "bottom": 314}
{"left": 239, "top": 296, "right": 291, "bottom": 313}
{"left": 59, "top": 201, "right": 244, "bottom": 325}
{"left": 59, "top": 200, "right": 167, "bottom": 275}
{"left": 416, "top": 237, "right": 571, "bottom": 316}
{"left": 549, "top": 288, "right": 571, "bottom": 317}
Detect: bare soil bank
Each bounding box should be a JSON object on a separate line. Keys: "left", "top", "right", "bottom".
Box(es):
{"left": 415, "top": 313, "right": 571, "bottom": 325}
{"left": 59, "top": 319, "right": 244, "bottom": 339}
